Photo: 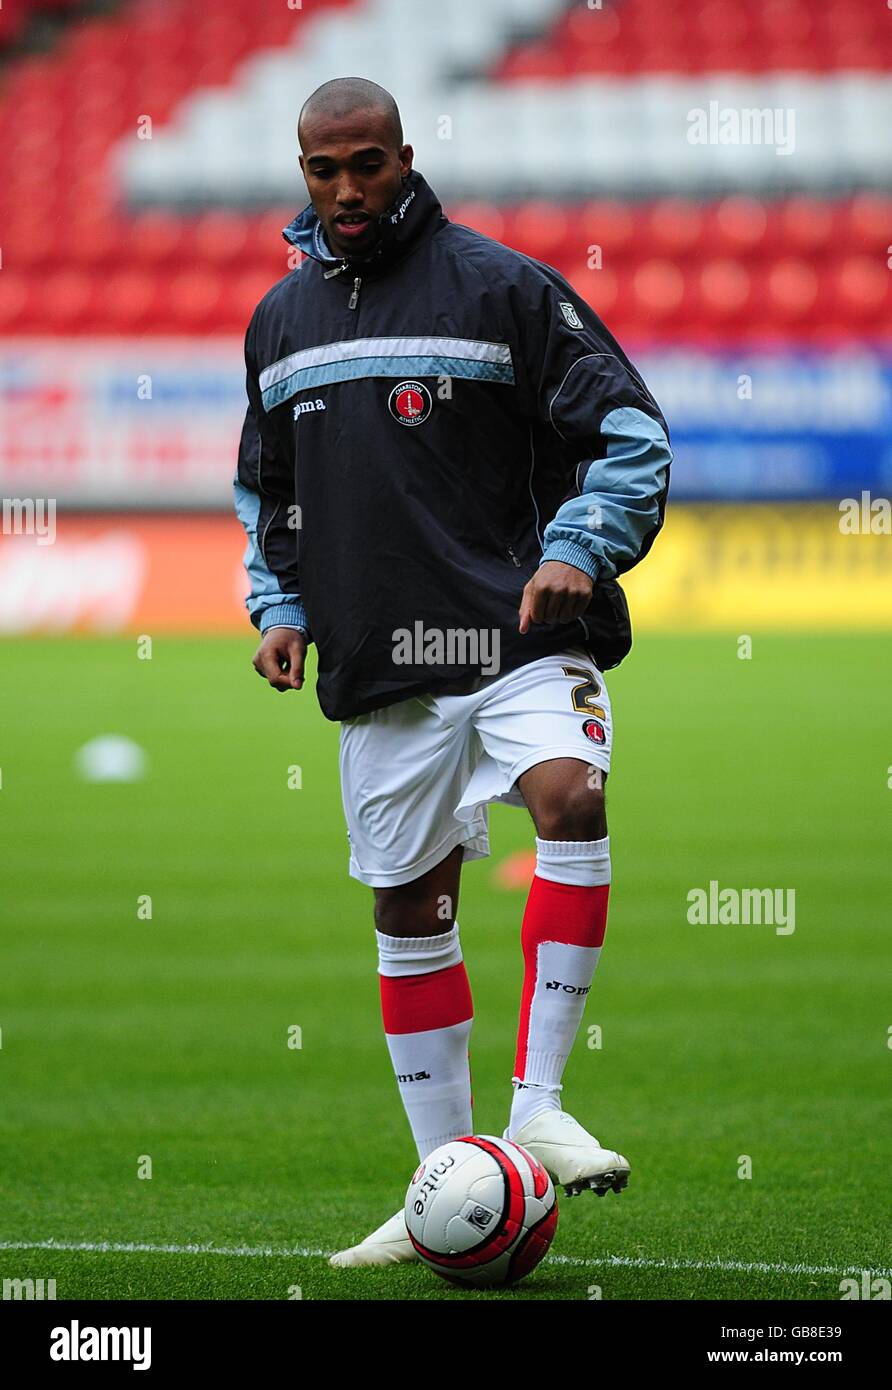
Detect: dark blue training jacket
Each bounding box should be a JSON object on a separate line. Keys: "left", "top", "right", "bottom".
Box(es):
{"left": 234, "top": 168, "right": 672, "bottom": 722}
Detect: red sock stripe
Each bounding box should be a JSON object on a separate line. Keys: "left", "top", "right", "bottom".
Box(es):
{"left": 513, "top": 876, "right": 609, "bottom": 1078}
{"left": 380, "top": 961, "right": 473, "bottom": 1035}
{"left": 524, "top": 876, "right": 610, "bottom": 949}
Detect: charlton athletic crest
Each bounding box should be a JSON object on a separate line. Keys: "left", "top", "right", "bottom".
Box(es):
{"left": 388, "top": 380, "right": 432, "bottom": 426}
{"left": 582, "top": 717, "right": 606, "bottom": 745}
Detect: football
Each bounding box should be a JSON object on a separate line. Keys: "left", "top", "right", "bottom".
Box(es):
{"left": 404, "top": 1135, "right": 558, "bottom": 1288}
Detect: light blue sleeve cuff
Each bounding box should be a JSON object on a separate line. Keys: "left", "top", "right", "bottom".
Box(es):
{"left": 539, "top": 540, "right": 601, "bottom": 582}
{"left": 539, "top": 407, "right": 671, "bottom": 581}
{"left": 259, "top": 602, "right": 312, "bottom": 640}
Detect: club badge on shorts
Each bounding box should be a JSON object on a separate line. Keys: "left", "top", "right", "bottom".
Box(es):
{"left": 388, "top": 380, "right": 432, "bottom": 426}
{"left": 582, "top": 717, "right": 607, "bottom": 745}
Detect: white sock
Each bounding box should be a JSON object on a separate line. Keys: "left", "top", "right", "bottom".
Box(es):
{"left": 509, "top": 1081, "right": 564, "bottom": 1134}
{"left": 378, "top": 922, "right": 474, "bottom": 1161}
{"left": 508, "top": 838, "right": 610, "bottom": 1136}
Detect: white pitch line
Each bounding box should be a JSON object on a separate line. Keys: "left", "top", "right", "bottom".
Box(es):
{"left": 0, "top": 1240, "right": 330, "bottom": 1259}
{"left": 1, "top": 1240, "right": 888, "bottom": 1279}
{"left": 549, "top": 1253, "right": 892, "bottom": 1278}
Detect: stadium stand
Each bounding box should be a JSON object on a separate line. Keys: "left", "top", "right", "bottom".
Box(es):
{"left": 0, "top": 0, "right": 888, "bottom": 624}
{"left": 0, "top": 0, "right": 889, "bottom": 341}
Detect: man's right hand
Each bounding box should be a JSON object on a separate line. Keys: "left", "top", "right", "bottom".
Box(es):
{"left": 252, "top": 627, "right": 308, "bottom": 692}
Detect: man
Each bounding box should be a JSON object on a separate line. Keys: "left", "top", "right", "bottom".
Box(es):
{"left": 234, "top": 77, "right": 671, "bottom": 1268}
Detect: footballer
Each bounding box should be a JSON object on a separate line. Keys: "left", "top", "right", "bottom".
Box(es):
{"left": 234, "top": 77, "right": 671, "bottom": 1267}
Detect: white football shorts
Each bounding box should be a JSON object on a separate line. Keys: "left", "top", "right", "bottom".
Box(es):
{"left": 338, "top": 644, "right": 612, "bottom": 887}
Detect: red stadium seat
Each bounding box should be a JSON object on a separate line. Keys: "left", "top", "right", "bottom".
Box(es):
{"left": 0, "top": 272, "right": 34, "bottom": 331}
{"left": 578, "top": 201, "right": 636, "bottom": 262}
{"left": 227, "top": 269, "right": 289, "bottom": 331}
{"left": 709, "top": 197, "right": 772, "bottom": 258}
{"left": 563, "top": 6, "right": 623, "bottom": 49}
{"left": 766, "top": 259, "right": 819, "bottom": 322}
{"left": 846, "top": 194, "right": 892, "bottom": 251}
{"left": 64, "top": 216, "right": 128, "bottom": 270}
{"left": 646, "top": 201, "right": 705, "bottom": 259}
{"left": 447, "top": 203, "right": 507, "bottom": 245}
{"left": 778, "top": 197, "right": 837, "bottom": 255}
{"left": 499, "top": 0, "right": 887, "bottom": 75}
{"left": 39, "top": 269, "right": 99, "bottom": 332}
{"left": 242, "top": 210, "right": 300, "bottom": 279}
{"left": 3, "top": 217, "right": 58, "bottom": 271}
{"left": 632, "top": 259, "right": 688, "bottom": 326}
{"left": 831, "top": 257, "right": 890, "bottom": 328}
{"left": 509, "top": 203, "right": 573, "bottom": 263}
{"left": 188, "top": 211, "right": 251, "bottom": 266}
{"left": 166, "top": 269, "right": 225, "bottom": 331}
{"left": 100, "top": 270, "right": 162, "bottom": 331}
{"left": 698, "top": 258, "right": 754, "bottom": 327}
{"left": 128, "top": 212, "right": 188, "bottom": 268}
{"left": 493, "top": 45, "right": 567, "bottom": 81}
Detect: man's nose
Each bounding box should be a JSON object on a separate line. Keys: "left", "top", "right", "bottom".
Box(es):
{"left": 335, "top": 181, "right": 363, "bottom": 206}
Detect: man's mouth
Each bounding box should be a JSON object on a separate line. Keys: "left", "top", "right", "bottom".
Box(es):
{"left": 334, "top": 213, "right": 372, "bottom": 238}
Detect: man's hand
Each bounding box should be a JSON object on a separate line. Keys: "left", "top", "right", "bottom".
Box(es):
{"left": 253, "top": 627, "right": 308, "bottom": 692}
{"left": 518, "top": 560, "right": 594, "bottom": 634}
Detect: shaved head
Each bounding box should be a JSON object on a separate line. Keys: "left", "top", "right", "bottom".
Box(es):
{"left": 298, "top": 77, "right": 403, "bottom": 152}
{"left": 296, "top": 78, "right": 412, "bottom": 261}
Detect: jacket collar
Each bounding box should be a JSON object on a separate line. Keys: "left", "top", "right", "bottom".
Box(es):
{"left": 281, "top": 168, "right": 446, "bottom": 276}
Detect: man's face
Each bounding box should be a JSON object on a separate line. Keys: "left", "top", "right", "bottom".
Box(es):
{"left": 299, "top": 108, "right": 413, "bottom": 260}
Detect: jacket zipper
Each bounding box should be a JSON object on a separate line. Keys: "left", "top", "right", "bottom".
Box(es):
{"left": 322, "top": 259, "right": 362, "bottom": 311}
{"left": 506, "top": 544, "right": 521, "bottom": 568}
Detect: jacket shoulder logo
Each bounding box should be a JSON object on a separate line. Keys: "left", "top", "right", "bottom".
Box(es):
{"left": 293, "top": 398, "right": 326, "bottom": 419}
{"left": 559, "top": 301, "right": 583, "bottom": 329}
{"left": 388, "top": 380, "right": 432, "bottom": 427}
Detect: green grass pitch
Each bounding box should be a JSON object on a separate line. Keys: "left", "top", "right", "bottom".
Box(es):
{"left": 0, "top": 631, "right": 889, "bottom": 1300}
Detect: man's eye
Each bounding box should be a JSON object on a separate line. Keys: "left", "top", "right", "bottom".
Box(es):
{"left": 361, "top": 163, "right": 382, "bottom": 174}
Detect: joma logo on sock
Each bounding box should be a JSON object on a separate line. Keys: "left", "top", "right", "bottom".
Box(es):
{"left": 396, "top": 1070, "right": 431, "bottom": 1082}
{"left": 545, "top": 980, "right": 590, "bottom": 995}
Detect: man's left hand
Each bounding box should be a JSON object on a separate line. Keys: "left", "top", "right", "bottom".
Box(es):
{"left": 518, "top": 560, "right": 594, "bottom": 633}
